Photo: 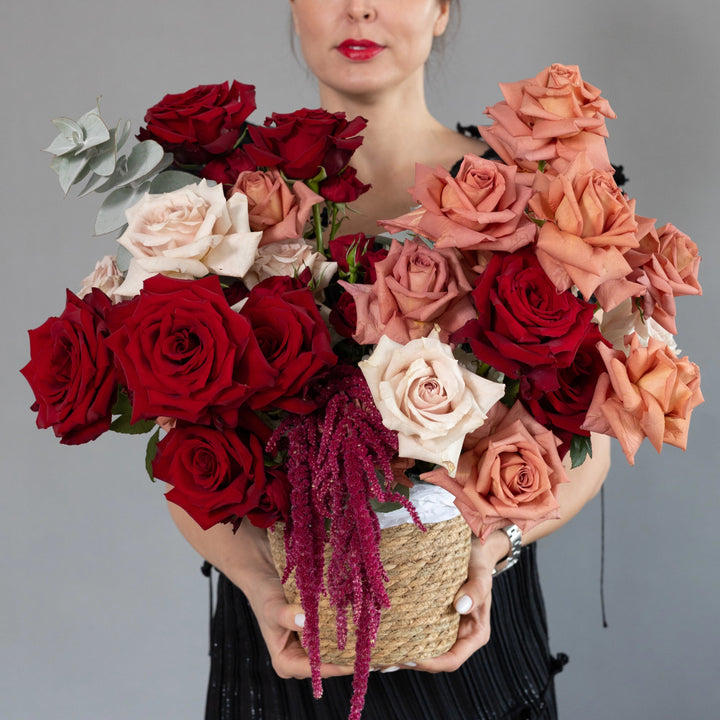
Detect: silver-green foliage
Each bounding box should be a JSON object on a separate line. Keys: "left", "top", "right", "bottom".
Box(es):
{"left": 45, "top": 102, "right": 200, "bottom": 236}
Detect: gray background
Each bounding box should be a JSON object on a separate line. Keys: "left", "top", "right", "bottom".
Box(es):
{"left": 2, "top": 1, "right": 718, "bottom": 718}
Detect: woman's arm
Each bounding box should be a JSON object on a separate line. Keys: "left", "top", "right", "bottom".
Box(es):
{"left": 414, "top": 432, "right": 611, "bottom": 672}
{"left": 167, "top": 432, "right": 610, "bottom": 677}
{"left": 166, "top": 498, "right": 354, "bottom": 679}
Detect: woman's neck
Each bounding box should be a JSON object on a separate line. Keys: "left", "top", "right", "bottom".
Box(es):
{"left": 318, "top": 76, "right": 448, "bottom": 182}
{"left": 315, "top": 76, "right": 484, "bottom": 235}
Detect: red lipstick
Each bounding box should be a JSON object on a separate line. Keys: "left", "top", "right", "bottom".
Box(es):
{"left": 337, "top": 39, "right": 385, "bottom": 61}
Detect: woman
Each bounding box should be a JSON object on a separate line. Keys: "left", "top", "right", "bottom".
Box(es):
{"left": 168, "top": 0, "right": 612, "bottom": 717}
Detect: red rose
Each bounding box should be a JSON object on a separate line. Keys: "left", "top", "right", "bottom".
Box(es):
{"left": 106, "top": 275, "right": 276, "bottom": 426}
{"left": 245, "top": 467, "right": 292, "bottom": 529}
{"left": 359, "top": 246, "right": 389, "bottom": 283}
{"left": 329, "top": 233, "right": 373, "bottom": 273}
{"left": 154, "top": 423, "right": 279, "bottom": 530}
{"left": 328, "top": 290, "right": 358, "bottom": 338}
{"left": 200, "top": 147, "right": 256, "bottom": 186}
{"left": 21, "top": 289, "right": 118, "bottom": 445}
{"left": 137, "top": 81, "right": 256, "bottom": 165}
{"left": 240, "top": 277, "right": 337, "bottom": 413}
{"left": 451, "top": 249, "right": 596, "bottom": 390}
{"left": 245, "top": 108, "right": 366, "bottom": 181}
{"left": 319, "top": 165, "right": 370, "bottom": 203}
{"left": 519, "top": 323, "right": 610, "bottom": 455}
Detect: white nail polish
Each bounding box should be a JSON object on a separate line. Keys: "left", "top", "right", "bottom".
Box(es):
{"left": 404, "top": 662, "right": 417, "bottom": 667}
{"left": 295, "top": 613, "right": 306, "bottom": 629}
{"left": 455, "top": 595, "right": 473, "bottom": 614}
{"left": 380, "top": 665, "right": 400, "bottom": 673}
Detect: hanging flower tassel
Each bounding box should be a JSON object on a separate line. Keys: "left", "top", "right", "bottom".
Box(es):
{"left": 268, "top": 365, "right": 423, "bottom": 720}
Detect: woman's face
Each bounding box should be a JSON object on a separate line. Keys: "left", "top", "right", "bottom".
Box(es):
{"left": 289, "top": 0, "right": 450, "bottom": 100}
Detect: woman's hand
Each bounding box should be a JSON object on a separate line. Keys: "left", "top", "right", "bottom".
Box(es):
{"left": 165, "top": 500, "right": 354, "bottom": 681}
{"left": 230, "top": 521, "right": 355, "bottom": 681}
{"left": 402, "top": 530, "right": 510, "bottom": 673}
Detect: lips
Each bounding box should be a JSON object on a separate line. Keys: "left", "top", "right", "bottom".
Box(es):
{"left": 337, "top": 39, "right": 385, "bottom": 61}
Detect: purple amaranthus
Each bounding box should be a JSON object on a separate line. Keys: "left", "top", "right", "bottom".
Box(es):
{"left": 267, "top": 365, "right": 423, "bottom": 720}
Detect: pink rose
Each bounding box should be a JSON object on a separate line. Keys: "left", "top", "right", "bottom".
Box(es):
{"left": 359, "top": 331, "right": 505, "bottom": 476}
{"left": 230, "top": 169, "right": 323, "bottom": 245}
{"left": 339, "top": 238, "right": 477, "bottom": 345}
{"left": 582, "top": 335, "right": 704, "bottom": 465}
{"left": 480, "top": 63, "right": 616, "bottom": 174}
{"left": 625, "top": 223, "right": 702, "bottom": 335}
{"left": 421, "top": 402, "right": 568, "bottom": 541}
{"left": 528, "top": 153, "right": 651, "bottom": 309}
{"left": 381, "top": 155, "right": 536, "bottom": 253}
{"left": 77, "top": 255, "right": 122, "bottom": 301}
{"left": 243, "top": 239, "right": 337, "bottom": 298}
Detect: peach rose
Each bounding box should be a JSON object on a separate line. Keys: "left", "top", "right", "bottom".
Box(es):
{"left": 230, "top": 169, "right": 323, "bottom": 246}
{"left": 624, "top": 223, "right": 702, "bottom": 335}
{"left": 339, "top": 238, "right": 477, "bottom": 345}
{"left": 115, "top": 180, "right": 262, "bottom": 297}
{"left": 380, "top": 155, "right": 536, "bottom": 253}
{"left": 582, "top": 334, "right": 703, "bottom": 465}
{"left": 421, "top": 402, "right": 568, "bottom": 541}
{"left": 359, "top": 331, "right": 505, "bottom": 476}
{"left": 242, "top": 239, "right": 337, "bottom": 297}
{"left": 77, "top": 255, "right": 122, "bottom": 300}
{"left": 480, "top": 63, "right": 616, "bottom": 174}
{"left": 528, "top": 153, "right": 650, "bottom": 309}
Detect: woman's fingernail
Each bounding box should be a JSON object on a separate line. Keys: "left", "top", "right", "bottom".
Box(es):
{"left": 455, "top": 595, "right": 473, "bottom": 614}
{"left": 404, "top": 662, "right": 417, "bottom": 667}
{"left": 380, "top": 665, "right": 400, "bottom": 673}
{"left": 295, "top": 613, "right": 306, "bottom": 629}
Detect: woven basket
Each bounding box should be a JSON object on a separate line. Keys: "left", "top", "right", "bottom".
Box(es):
{"left": 267, "top": 514, "right": 472, "bottom": 666}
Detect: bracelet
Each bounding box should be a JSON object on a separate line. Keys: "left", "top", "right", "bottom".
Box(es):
{"left": 492, "top": 524, "right": 522, "bottom": 577}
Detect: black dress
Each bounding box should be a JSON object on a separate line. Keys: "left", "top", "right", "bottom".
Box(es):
{"left": 205, "top": 544, "right": 566, "bottom": 720}
{"left": 204, "top": 140, "right": 567, "bottom": 719}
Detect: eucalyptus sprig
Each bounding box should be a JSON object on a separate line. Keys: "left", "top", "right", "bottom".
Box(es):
{"left": 45, "top": 101, "right": 200, "bottom": 237}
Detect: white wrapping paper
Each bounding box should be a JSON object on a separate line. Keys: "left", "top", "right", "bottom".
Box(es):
{"left": 375, "top": 481, "right": 461, "bottom": 530}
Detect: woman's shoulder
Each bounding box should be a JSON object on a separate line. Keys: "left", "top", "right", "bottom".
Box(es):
{"left": 447, "top": 123, "right": 498, "bottom": 176}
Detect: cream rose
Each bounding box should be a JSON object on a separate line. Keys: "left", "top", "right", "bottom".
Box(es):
{"left": 359, "top": 331, "right": 505, "bottom": 476}
{"left": 115, "top": 179, "right": 262, "bottom": 297}
{"left": 598, "top": 299, "right": 681, "bottom": 356}
{"left": 242, "top": 239, "right": 337, "bottom": 297}
{"left": 77, "top": 255, "right": 122, "bottom": 300}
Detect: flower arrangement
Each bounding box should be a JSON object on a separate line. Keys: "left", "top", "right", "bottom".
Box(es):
{"left": 22, "top": 65, "right": 703, "bottom": 720}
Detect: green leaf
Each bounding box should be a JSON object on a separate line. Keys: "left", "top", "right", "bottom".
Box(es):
{"left": 115, "top": 244, "right": 132, "bottom": 273}
{"left": 115, "top": 119, "right": 132, "bottom": 152}
{"left": 94, "top": 181, "right": 150, "bottom": 235}
{"left": 77, "top": 108, "right": 110, "bottom": 150}
{"left": 88, "top": 145, "right": 118, "bottom": 177}
{"left": 370, "top": 483, "right": 411, "bottom": 514}
{"left": 502, "top": 378, "right": 520, "bottom": 407}
{"left": 145, "top": 428, "right": 161, "bottom": 482}
{"left": 113, "top": 140, "right": 167, "bottom": 188}
{"left": 569, "top": 434, "right": 593, "bottom": 469}
{"left": 44, "top": 133, "right": 81, "bottom": 157}
{"left": 149, "top": 170, "right": 202, "bottom": 193}
{"left": 44, "top": 117, "right": 83, "bottom": 155}
{"left": 52, "top": 154, "right": 89, "bottom": 195}
{"left": 110, "top": 389, "right": 155, "bottom": 435}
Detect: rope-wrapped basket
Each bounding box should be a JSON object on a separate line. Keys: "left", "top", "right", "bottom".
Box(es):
{"left": 267, "top": 514, "right": 472, "bottom": 666}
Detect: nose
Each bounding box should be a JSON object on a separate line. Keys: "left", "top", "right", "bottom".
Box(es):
{"left": 346, "top": 0, "right": 377, "bottom": 22}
